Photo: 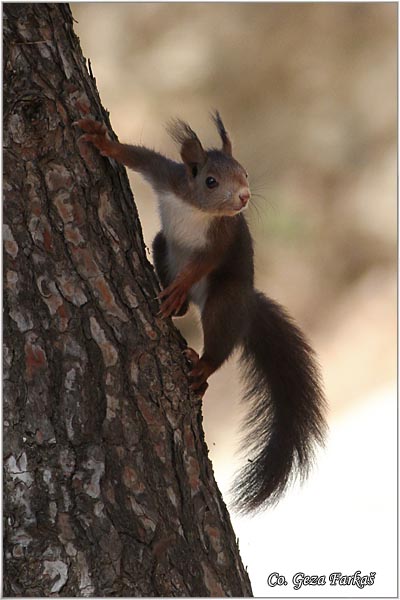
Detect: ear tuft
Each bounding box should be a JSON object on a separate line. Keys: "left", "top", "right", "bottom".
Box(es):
{"left": 167, "top": 118, "right": 197, "bottom": 146}
{"left": 211, "top": 110, "right": 232, "bottom": 156}
{"left": 167, "top": 118, "right": 206, "bottom": 169}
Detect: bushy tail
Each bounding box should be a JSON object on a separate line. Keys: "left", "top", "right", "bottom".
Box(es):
{"left": 232, "top": 291, "right": 327, "bottom": 513}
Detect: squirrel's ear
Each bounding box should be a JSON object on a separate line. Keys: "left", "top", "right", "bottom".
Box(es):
{"left": 180, "top": 138, "right": 206, "bottom": 173}
{"left": 167, "top": 119, "right": 206, "bottom": 173}
{"left": 211, "top": 110, "right": 232, "bottom": 156}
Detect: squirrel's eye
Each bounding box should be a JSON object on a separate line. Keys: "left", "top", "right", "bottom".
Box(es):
{"left": 206, "top": 176, "right": 218, "bottom": 189}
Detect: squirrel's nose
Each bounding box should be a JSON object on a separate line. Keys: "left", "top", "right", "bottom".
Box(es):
{"left": 239, "top": 191, "right": 250, "bottom": 207}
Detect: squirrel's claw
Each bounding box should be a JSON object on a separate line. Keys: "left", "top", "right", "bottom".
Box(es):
{"left": 182, "top": 348, "right": 209, "bottom": 396}
{"left": 74, "top": 118, "right": 108, "bottom": 135}
{"left": 183, "top": 347, "right": 200, "bottom": 365}
{"left": 158, "top": 280, "right": 188, "bottom": 318}
{"left": 188, "top": 355, "right": 214, "bottom": 396}
{"left": 75, "top": 119, "right": 115, "bottom": 156}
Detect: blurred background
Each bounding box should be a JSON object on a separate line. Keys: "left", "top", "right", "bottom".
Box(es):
{"left": 72, "top": 4, "right": 397, "bottom": 596}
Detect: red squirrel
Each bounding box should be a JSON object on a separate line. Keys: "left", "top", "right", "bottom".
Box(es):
{"left": 77, "top": 113, "right": 326, "bottom": 513}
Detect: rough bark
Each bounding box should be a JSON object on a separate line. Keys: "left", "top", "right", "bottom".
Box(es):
{"left": 3, "top": 4, "right": 252, "bottom": 597}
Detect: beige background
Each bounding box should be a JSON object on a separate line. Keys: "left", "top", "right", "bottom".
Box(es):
{"left": 72, "top": 4, "right": 397, "bottom": 596}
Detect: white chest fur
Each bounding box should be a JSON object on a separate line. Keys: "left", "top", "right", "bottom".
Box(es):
{"left": 157, "top": 192, "right": 211, "bottom": 251}
{"left": 157, "top": 192, "right": 211, "bottom": 312}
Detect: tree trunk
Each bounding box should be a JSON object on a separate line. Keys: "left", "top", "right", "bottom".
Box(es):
{"left": 3, "top": 4, "right": 252, "bottom": 597}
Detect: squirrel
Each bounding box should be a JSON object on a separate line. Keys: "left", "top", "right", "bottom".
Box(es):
{"left": 76, "top": 112, "right": 327, "bottom": 513}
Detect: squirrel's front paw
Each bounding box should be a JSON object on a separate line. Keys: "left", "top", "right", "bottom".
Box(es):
{"left": 75, "top": 119, "right": 116, "bottom": 157}
{"left": 158, "top": 280, "right": 189, "bottom": 319}
{"left": 74, "top": 118, "right": 107, "bottom": 135}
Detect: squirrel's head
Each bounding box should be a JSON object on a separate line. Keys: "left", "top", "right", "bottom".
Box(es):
{"left": 168, "top": 112, "right": 250, "bottom": 216}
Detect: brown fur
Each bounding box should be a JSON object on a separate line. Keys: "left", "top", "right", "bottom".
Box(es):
{"left": 77, "top": 114, "right": 326, "bottom": 513}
